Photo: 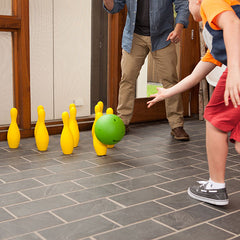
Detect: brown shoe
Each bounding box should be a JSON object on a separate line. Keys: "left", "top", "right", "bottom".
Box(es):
{"left": 171, "top": 127, "right": 189, "bottom": 141}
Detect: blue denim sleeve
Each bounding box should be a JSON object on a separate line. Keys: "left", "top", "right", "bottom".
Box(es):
{"left": 103, "top": 0, "right": 126, "bottom": 14}
{"left": 174, "top": 0, "right": 190, "bottom": 28}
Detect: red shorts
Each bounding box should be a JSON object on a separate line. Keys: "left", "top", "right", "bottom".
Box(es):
{"left": 204, "top": 68, "right": 240, "bottom": 143}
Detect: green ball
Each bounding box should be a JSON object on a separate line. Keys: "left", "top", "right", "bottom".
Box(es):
{"left": 95, "top": 114, "right": 125, "bottom": 145}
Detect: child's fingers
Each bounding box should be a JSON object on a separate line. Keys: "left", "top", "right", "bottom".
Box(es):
{"left": 225, "top": 89, "right": 239, "bottom": 108}
{"left": 147, "top": 100, "right": 155, "bottom": 108}
{"left": 232, "top": 89, "right": 240, "bottom": 107}
{"left": 149, "top": 93, "right": 157, "bottom": 98}
{"left": 224, "top": 89, "right": 229, "bottom": 106}
{"left": 235, "top": 89, "right": 240, "bottom": 105}
{"left": 234, "top": 93, "right": 240, "bottom": 106}
{"left": 147, "top": 86, "right": 166, "bottom": 108}
{"left": 147, "top": 103, "right": 152, "bottom": 108}
{"left": 156, "top": 87, "right": 163, "bottom": 91}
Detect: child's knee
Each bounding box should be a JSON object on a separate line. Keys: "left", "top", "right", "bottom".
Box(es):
{"left": 235, "top": 141, "right": 240, "bottom": 154}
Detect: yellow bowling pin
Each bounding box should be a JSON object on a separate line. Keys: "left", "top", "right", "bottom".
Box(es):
{"left": 34, "top": 105, "right": 44, "bottom": 137}
{"left": 106, "top": 107, "right": 115, "bottom": 149}
{"left": 97, "top": 101, "right": 104, "bottom": 113}
{"left": 93, "top": 112, "right": 107, "bottom": 156}
{"left": 60, "top": 111, "right": 74, "bottom": 155}
{"left": 106, "top": 107, "right": 113, "bottom": 114}
{"left": 35, "top": 108, "right": 49, "bottom": 151}
{"left": 92, "top": 104, "right": 101, "bottom": 137}
{"left": 7, "top": 108, "right": 20, "bottom": 149}
{"left": 69, "top": 105, "right": 80, "bottom": 147}
{"left": 69, "top": 103, "right": 75, "bottom": 111}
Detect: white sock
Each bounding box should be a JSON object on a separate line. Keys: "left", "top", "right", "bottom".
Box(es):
{"left": 206, "top": 178, "right": 225, "bottom": 190}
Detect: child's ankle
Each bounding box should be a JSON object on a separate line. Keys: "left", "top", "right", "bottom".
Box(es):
{"left": 206, "top": 178, "right": 225, "bottom": 189}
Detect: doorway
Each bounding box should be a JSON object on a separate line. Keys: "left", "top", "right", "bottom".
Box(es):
{"left": 107, "top": 9, "right": 200, "bottom": 124}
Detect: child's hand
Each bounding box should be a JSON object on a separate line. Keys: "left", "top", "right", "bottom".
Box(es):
{"left": 224, "top": 71, "right": 240, "bottom": 108}
{"left": 147, "top": 87, "right": 167, "bottom": 108}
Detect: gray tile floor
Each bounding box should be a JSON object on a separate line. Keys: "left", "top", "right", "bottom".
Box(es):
{"left": 0, "top": 118, "right": 239, "bottom": 240}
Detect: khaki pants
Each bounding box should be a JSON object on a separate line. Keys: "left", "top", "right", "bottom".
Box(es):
{"left": 117, "top": 33, "right": 184, "bottom": 129}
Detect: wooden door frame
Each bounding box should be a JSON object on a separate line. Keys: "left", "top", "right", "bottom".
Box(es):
{"left": 13, "top": 0, "right": 31, "bottom": 130}
{"left": 0, "top": 0, "right": 32, "bottom": 140}
{"left": 107, "top": 9, "right": 200, "bottom": 123}
{"left": 91, "top": 0, "right": 108, "bottom": 114}
{"left": 0, "top": 0, "right": 31, "bottom": 126}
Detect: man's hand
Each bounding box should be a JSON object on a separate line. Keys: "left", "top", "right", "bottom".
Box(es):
{"left": 167, "top": 23, "right": 184, "bottom": 44}
{"left": 103, "top": 0, "right": 114, "bottom": 11}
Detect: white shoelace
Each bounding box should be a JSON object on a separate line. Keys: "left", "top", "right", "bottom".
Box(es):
{"left": 197, "top": 180, "right": 213, "bottom": 189}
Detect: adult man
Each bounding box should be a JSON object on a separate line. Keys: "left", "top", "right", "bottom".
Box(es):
{"left": 103, "top": 0, "right": 190, "bottom": 140}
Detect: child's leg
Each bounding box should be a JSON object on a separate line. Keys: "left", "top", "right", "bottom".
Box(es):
{"left": 231, "top": 122, "right": 240, "bottom": 154}
{"left": 187, "top": 120, "right": 229, "bottom": 206}
{"left": 235, "top": 141, "right": 240, "bottom": 154}
{"left": 206, "top": 120, "right": 228, "bottom": 183}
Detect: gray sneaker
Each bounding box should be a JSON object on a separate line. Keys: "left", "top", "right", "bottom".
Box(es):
{"left": 188, "top": 181, "right": 229, "bottom": 206}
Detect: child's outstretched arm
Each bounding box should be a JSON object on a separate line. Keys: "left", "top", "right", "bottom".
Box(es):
{"left": 147, "top": 60, "right": 215, "bottom": 108}
{"left": 217, "top": 10, "right": 240, "bottom": 108}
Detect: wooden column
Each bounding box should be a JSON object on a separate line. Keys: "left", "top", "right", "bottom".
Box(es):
{"left": 107, "top": 7, "right": 126, "bottom": 112}
{"left": 180, "top": 15, "right": 201, "bottom": 115}
{"left": 13, "top": 0, "right": 31, "bottom": 129}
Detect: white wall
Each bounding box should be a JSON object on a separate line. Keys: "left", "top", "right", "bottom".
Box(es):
{"left": 0, "top": 0, "right": 13, "bottom": 124}
{"left": 53, "top": 0, "right": 91, "bottom": 120}
{"left": 0, "top": 32, "right": 13, "bottom": 125}
{"left": 30, "top": 0, "right": 91, "bottom": 121}
{"left": 0, "top": 0, "right": 11, "bottom": 15}
{"left": 136, "top": 56, "right": 148, "bottom": 98}
{"left": 29, "top": 0, "right": 54, "bottom": 121}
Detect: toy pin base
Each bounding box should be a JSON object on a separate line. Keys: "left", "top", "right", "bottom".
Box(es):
{"left": 107, "top": 145, "right": 114, "bottom": 149}
{"left": 96, "top": 153, "right": 106, "bottom": 156}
